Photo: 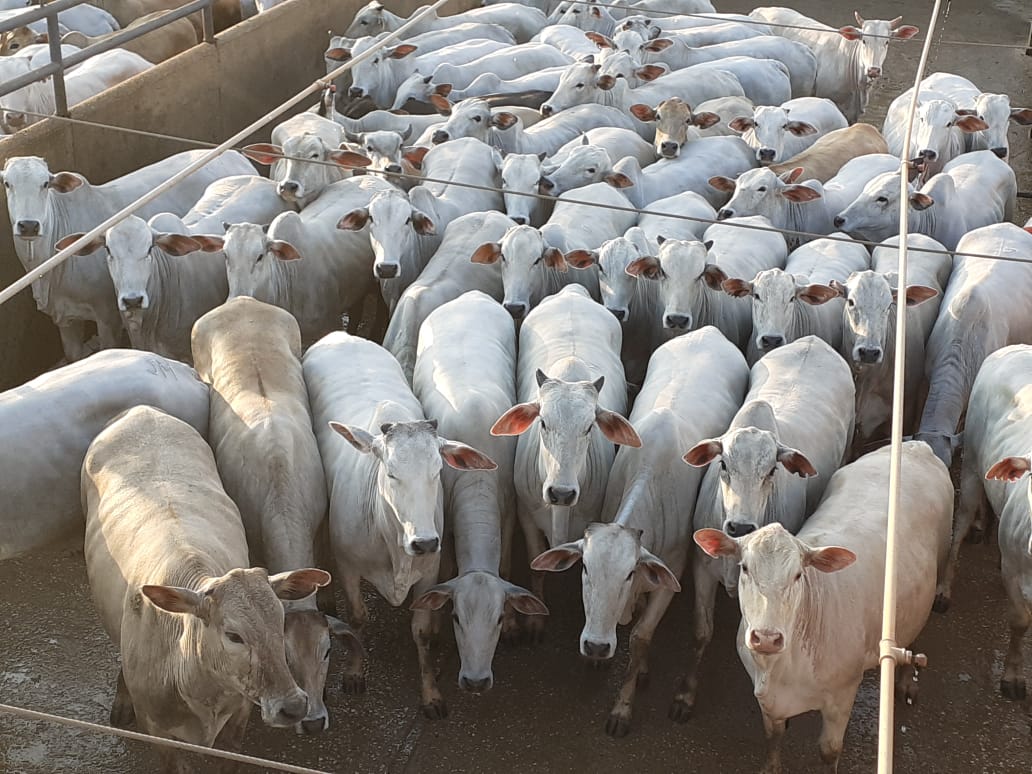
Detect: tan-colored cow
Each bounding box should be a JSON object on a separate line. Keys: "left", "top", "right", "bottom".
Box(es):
{"left": 82, "top": 405, "right": 328, "bottom": 768}
{"left": 62, "top": 11, "right": 198, "bottom": 65}
{"left": 769, "top": 123, "right": 889, "bottom": 183}
{"left": 0, "top": 26, "right": 46, "bottom": 56}
{"left": 88, "top": 0, "right": 240, "bottom": 36}
{"left": 191, "top": 297, "right": 359, "bottom": 735}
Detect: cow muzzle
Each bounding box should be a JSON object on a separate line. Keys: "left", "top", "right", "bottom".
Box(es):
{"left": 298, "top": 712, "right": 329, "bottom": 735}
{"left": 581, "top": 639, "right": 613, "bottom": 660}
{"left": 431, "top": 129, "right": 450, "bottom": 145}
{"left": 748, "top": 628, "right": 785, "bottom": 655}
{"left": 867, "top": 66, "right": 882, "bottom": 79}
{"left": 277, "top": 181, "right": 301, "bottom": 201}
{"left": 916, "top": 148, "right": 938, "bottom": 162}
{"left": 540, "top": 104, "right": 554, "bottom": 118}
{"left": 608, "top": 306, "right": 627, "bottom": 321}
{"left": 664, "top": 313, "right": 691, "bottom": 330}
{"left": 757, "top": 148, "right": 776, "bottom": 163}
{"left": 991, "top": 147, "right": 1007, "bottom": 159}
{"left": 546, "top": 485, "right": 578, "bottom": 506}
{"left": 854, "top": 345, "right": 883, "bottom": 365}
{"left": 15, "top": 219, "right": 40, "bottom": 238}
{"left": 373, "top": 261, "right": 399, "bottom": 279}
{"left": 510, "top": 215, "right": 528, "bottom": 226}
{"left": 833, "top": 215, "right": 846, "bottom": 228}
{"left": 262, "top": 690, "right": 309, "bottom": 728}
{"left": 408, "top": 537, "right": 440, "bottom": 556}
{"left": 459, "top": 674, "right": 493, "bottom": 694}
{"left": 348, "top": 86, "right": 365, "bottom": 100}
{"left": 119, "top": 293, "right": 146, "bottom": 311}
{"left": 659, "top": 141, "right": 679, "bottom": 159}
{"left": 716, "top": 208, "right": 733, "bottom": 221}
{"left": 503, "top": 301, "right": 528, "bottom": 320}
{"left": 725, "top": 520, "right": 757, "bottom": 538}
{"left": 758, "top": 334, "right": 785, "bottom": 351}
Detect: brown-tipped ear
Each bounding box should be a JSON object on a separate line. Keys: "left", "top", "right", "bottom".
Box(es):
{"left": 953, "top": 115, "right": 989, "bottom": 133}
{"left": 328, "top": 421, "right": 376, "bottom": 453}
{"left": 325, "top": 47, "right": 351, "bottom": 61}
{"left": 805, "top": 546, "right": 856, "bottom": 573}
{"left": 708, "top": 175, "right": 736, "bottom": 193}
{"left": 721, "top": 277, "right": 753, "bottom": 298}
{"left": 141, "top": 585, "right": 206, "bottom": 616}
{"left": 1010, "top": 107, "right": 1032, "bottom": 125}
{"left": 728, "top": 116, "right": 756, "bottom": 134}
{"left": 780, "top": 184, "right": 821, "bottom": 202}
{"left": 892, "top": 25, "right": 919, "bottom": 39}
{"left": 505, "top": 586, "right": 549, "bottom": 616}
{"left": 471, "top": 241, "right": 502, "bottom": 265}
{"left": 434, "top": 83, "right": 452, "bottom": 97}
{"left": 797, "top": 283, "right": 840, "bottom": 305}
{"left": 629, "top": 103, "right": 657, "bottom": 122}
{"left": 693, "top": 528, "right": 738, "bottom": 559}
{"left": 595, "top": 409, "right": 641, "bottom": 447}
{"left": 838, "top": 25, "right": 862, "bottom": 40}
{"left": 270, "top": 568, "right": 332, "bottom": 600}
{"left": 564, "top": 249, "right": 597, "bottom": 269}
{"left": 635, "top": 65, "right": 665, "bottom": 82}
{"left": 908, "top": 191, "right": 934, "bottom": 210}
{"left": 191, "top": 235, "right": 225, "bottom": 253}
{"left": 338, "top": 208, "right": 369, "bottom": 231}
{"left": 637, "top": 549, "right": 681, "bottom": 592}
{"left": 785, "top": 120, "right": 818, "bottom": 137}
{"left": 403, "top": 146, "right": 429, "bottom": 168}
{"left": 899, "top": 285, "right": 938, "bottom": 306}
{"left": 780, "top": 166, "right": 805, "bottom": 183}
{"left": 50, "top": 171, "right": 84, "bottom": 193}
{"left": 411, "top": 210, "right": 435, "bottom": 235}
{"left": 777, "top": 446, "right": 818, "bottom": 477}
{"left": 439, "top": 440, "right": 497, "bottom": 471}
{"left": 269, "top": 240, "right": 302, "bottom": 261}
{"left": 490, "top": 402, "right": 540, "bottom": 436}
{"left": 828, "top": 279, "right": 848, "bottom": 298}
{"left": 585, "top": 31, "right": 613, "bottom": 49}
{"left": 410, "top": 584, "right": 453, "bottom": 611}
{"left": 531, "top": 542, "right": 583, "bottom": 572}
{"left": 491, "top": 111, "right": 519, "bottom": 130}
{"left": 55, "top": 232, "right": 105, "bottom": 255}
{"left": 328, "top": 149, "right": 372, "bottom": 168}
{"left": 986, "top": 456, "right": 1032, "bottom": 482}
{"left": 429, "top": 93, "right": 452, "bottom": 115}
{"left": 389, "top": 43, "right": 417, "bottom": 58}
{"left": 692, "top": 111, "right": 721, "bottom": 129}
{"left": 542, "top": 246, "right": 566, "bottom": 272}
{"left": 643, "top": 38, "right": 673, "bottom": 52}
{"left": 154, "top": 233, "right": 203, "bottom": 257}
{"left": 683, "top": 439, "right": 722, "bottom": 467}
{"left": 702, "top": 264, "right": 728, "bottom": 290}
{"left": 326, "top": 616, "right": 362, "bottom": 649}
{"left": 604, "top": 172, "right": 633, "bottom": 188}
{"left": 626, "top": 255, "right": 662, "bottom": 279}
{"left": 242, "top": 143, "right": 283, "bottom": 166}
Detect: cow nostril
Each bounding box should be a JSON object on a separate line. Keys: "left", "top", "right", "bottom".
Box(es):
{"left": 664, "top": 314, "right": 690, "bottom": 329}
{"left": 610, "top": 307, "right": 627, "bottom": 321}
{"left": 546, "top": 486, "right": 577, "bottom": 506}
{"left": 582, "top": 640, "right": 611, "bottom": 659}
{"left": 833, "top": 216, "right": 846, "bottom": 228}
{"left": 716, "top": 209, "right": 732, "bottom": 220}
{"left": 410, "top": 537, "right": 440, "bottom": 555}
{"left": 502, "top": 301, "right": 527, "bottom": 319}
{"left": 726, "top": 521, "right": 757, "bottom": 538}
{"left": 431, "top": 131, "right": 449, "bottom": 144}
{"left": 460, "top": 676, "right": 492, "bottom": 694}
{"left": 374, "top": 263, "right": 399, "bottom": 279}
{"left": 510, "top": 216, "right": 527, "bottom": 225}
{"left": 992, "top": 147, "right": 1007, "bottom": 159}
{"left": 300, "top": 716, "right": 327, "bottom": 735}
{"left": 759, "top": 335, "right": 785, "bottom": 351}
{"left": 385, "top": 164, "right": 402, "bottom": 173}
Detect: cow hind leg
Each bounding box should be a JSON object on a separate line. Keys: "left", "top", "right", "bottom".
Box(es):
{"left": 936, "top": 460, "right": 991, "bottom": 612}
{"left": 110, "top": 668, "right": 135, "bottom": 728}
{"left": 412, "top": 607, "right": 447, "bottom": 719}
{"left": 606, "top": 587, "right": 675, "bottom": 738}
{"left": 759, "top": 712, "right": 787, "bottom": 774}
{"left": 520, "top": 513, "right": 549, "bottom": 645}
{"left": 1000, "top": 579, "right": 1030, "bottom": 700}
{"left": 669, "top": 555, "right": 719, "bottom": 722}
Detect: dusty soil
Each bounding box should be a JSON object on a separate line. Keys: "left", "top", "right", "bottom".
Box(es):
{"left": 2, "top": 0, "right": 1031, "bottom": 772}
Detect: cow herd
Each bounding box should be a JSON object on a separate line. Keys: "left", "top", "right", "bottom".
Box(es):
{"left": 1, "top": 0, "right": 1031, "bottom": 771}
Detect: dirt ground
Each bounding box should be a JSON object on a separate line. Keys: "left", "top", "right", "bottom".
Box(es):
{"left": 1, "top": 0, "right": 1032, "bottom": 772}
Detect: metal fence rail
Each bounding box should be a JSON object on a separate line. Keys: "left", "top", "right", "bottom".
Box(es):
{"left": 0, "top": 0, "right": 215, "bottom": 119}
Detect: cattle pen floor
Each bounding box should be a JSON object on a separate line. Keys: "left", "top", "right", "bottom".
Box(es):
{"left": 2, "top": 0, "right": 1032, "bottom": 772}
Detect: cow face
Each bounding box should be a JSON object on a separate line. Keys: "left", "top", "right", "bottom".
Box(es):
{"left": 411, "top": 572, "right": 547, "bottom": 693}
{"left": 541, "top": 60, "right": 602, "bottom": 116}
{"left": 694, "top": 523, "right": 855, "bottom": 656}
{"left": 592, "top": 231, "right": 650, "bottom": 322}
{"left": 533, "top": 524, "right": 679, "bottom": 660}
{"left": 342, "top": 0, "right": 388, "bottom": 37}
{"left": 625, "top": 238, "right": 725, "bottom": 332}
{"left": 733, "top": 105, "right": 818, "bottom": 165}
{"left": 221, "top": 220, "right": 301, "bottom": 300}
{"left": 714, "top": 167, "right": 822, "bottom": 224}
{"left": 836, "top": 271, "right": 938, "bottom": 365}
{"left": 431, "top": 99, "right": 512, "bottom": 145}
{"left": 274, "top": 134, "right": 362, "bottom": 207}
{"left": 338, "top": 189, "right": 435, "bottom": 280}
{"left": 838, "top": 16, "right": 919, "bottom": 84}
{"left": 556, "top": 1, "right": 612, "bottom": 34}
{"left": 908, "top": 99, "right": 986, "bottom": 176}
{"left": 142, "top": 566, "right": 331, "bottom": 728}
{"left": 283, "top": 610, "right": 360, "bottom": 735}
{"left": 347, "top": 36, "right": 418, "bottom": 107}
{"left": 543, "top": 145, "right": 614, "bottom": 194}
{"left": 470, "top": 225, "right": 567, "bottom": 319}
{"left": 329, "top": 419, "right": 496, "bottom": 556}
{"left": 1, "top": 156, "right": 85, "bottom": 243}
{"left": 969, "top": 93, "right": 1032, "bottom": 159}
{"left": 631, "top": 98, "right": 719, "bottom": 159}
{"left": 347, "top": 129, "right": 408, "bottom": 174}
{"left": 499, "top": 153, "right": 545, "bottom": 226}
{"left": 833, "top": 172, "right": 905, "bottom": 243}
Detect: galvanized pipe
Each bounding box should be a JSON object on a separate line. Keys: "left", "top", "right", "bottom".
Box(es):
{"left": 41, "top": 0, "right": 68, "bottom": 117}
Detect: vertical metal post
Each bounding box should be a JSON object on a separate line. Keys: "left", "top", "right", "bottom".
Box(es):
{"left": 201, "top": 0, "right": 215, "bottom": 43}
{"left": 42, "top": 0, "right": 67, "bottom": 116}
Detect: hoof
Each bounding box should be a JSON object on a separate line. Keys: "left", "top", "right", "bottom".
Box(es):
{"left": 342, "top": 673, "right": 367, "bottom": 694}
{"left": 421, "top": 697, "right": 449, "bottom": 719}
{"left": 668, "top": 697, "right": 693, "bottom": 723}
{"left": 896, "top": 680, "right": 919, "bottom": 706}
{"left": 604, "top": 713, "right": 631, "bottom": 737}
{"left": 932, "top": 593, "right": 950, "bottom": 614}
{"left": 1000, "top": 678, "right": 1027, "bottom": 701}
{"left": 636, "top": 671, "right": 650, "bottom": 689}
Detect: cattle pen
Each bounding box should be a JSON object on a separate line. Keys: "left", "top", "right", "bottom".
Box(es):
{"left": 0, "top": 0, "right": 1031, "bottom": 773}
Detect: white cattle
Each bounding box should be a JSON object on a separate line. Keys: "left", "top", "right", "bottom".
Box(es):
{"left": 922, "top": 72, "right": 1032, "bottom": 160}
{"left": 618, "top": 20, "right": 767, "bottom": 49}
{"left": 768, "top": 123, "right": 889, "bottom": 183}
{"left": 151, "top": 175, "right": 292, "bottom": 235}
{"left": 551, "top": 127, "right": 656, "bottom": 168}
{"left": 406, "top": 136, "right": 504, "bottom": 231}
{"left": 491, "top": 285, "right": 639, "bottom": 637}
{"left": 533, "top": 327, "right": 748, "bottom": 736}
{"left": 916, "top": 223, "right": 1032, "bottom": 466}
{"left": 728, "top": 98, "right": 848, "bottom": 165}
{"left": 326, "top": 24, "right": 517, "bottom": 72}
{"left": 834, "top": 150, "right": 1016, "bottom": 250}
{"left": 723, "top": 233, "right": 870, "bottom": 363}
{"left": 0, "top": 49, "right": 151, "bottom": 130}
{"left": 537, "top": 144, "right": 627, "bottom": 196}
{"left": 0, "top": 350, "right": 207, "bottom": 560}
{"left": 531, "top": 23, "right": 600, "bottom": 58}
{"left": 834, "top": 235, "right": 951, "bottom": 454}
{"left": 82, "top": 406, "right": 327, "bottom": 759}
{"left": 391, "top": 66, "right": 565, "bottom": 108}
{"left": 344, "top": 2, "right": 547, "bottom": 43}
{"left": 695, "top": 441, "right": 951, "bottom": 772}
{"left": 637, "top": 190, "right": 717, "bottom": 242}
{"left": 191, "top": 297, "right": 355, "bottom": 735}
{"left": 947, "top": 345, "right": 1032, "bottom": 700}
{"left": 411, "top": 292, "right": 548, "bottom": 692}
{"left": 211, "top": 175, "right": 395, "bottom": 346}
{"left": 711, "top": 153, "right": 899, "bottom": 249}
{"left": 554, "top": 1, "right": 616, "bottom": 36}
{"left": 55, "top": 215, "right": 226, "bottom": 364}
{"left": 617, "top": 12, "right": 767, "bottom": 36}
{"left": 383, "top": 211, "right": 514, "bottom": 382}
{"left": 424, "top": 43, "right": 570, "bottom": 93}
{"left": 751, "top": 7, "right": 919, "bottom": 121}
{"left": 675, "top": 335, "right": 854, "bottom": 719}
{"left": 304, "top": 332, "right": 496, "bottom": 717}
{"left": 61, "top": 11, "right": 197, "bottom": 65}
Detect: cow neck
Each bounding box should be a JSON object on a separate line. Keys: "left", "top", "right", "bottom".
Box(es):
{"left": 19, "top": 186, "right": 93, "bottom": 311}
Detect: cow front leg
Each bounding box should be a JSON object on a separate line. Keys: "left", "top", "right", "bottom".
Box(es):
{"left": 57, "top": 319, "right": 89, "bottom": 362}
{"left": 110, "top": 667, "right": 135, "bottom": 728}
{"left": 1001, "top": 578, "right": 1030, "bottom": 700}
{"left": 340, "top": 570, "right": 367, "bottom": 693}
{"left": 95, "top": 308, "right": 125, "bottom": 351}
{"left": 669, "top": 554, "right": 719, "bottom": 722}
{"left": 760, "top": 712, "right": 787, "bottom": 774}
{"left": 817, "top": 685, "right": 858, "bottom": 773}
{"left": 937, "top": 456, "right": 990, "bottom": 612}
{"left": 520, "top": 511, "right": 549, "bottom": 644}
{"left": 212, "top": 706, "right": 251, "bottom": 774}
{"left": 412, "top": 606, "right": 446, "bottom": 718}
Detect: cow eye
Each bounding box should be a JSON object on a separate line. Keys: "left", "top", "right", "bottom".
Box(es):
{"left": 473, "top": 115, "right": 482, "bottom": 123}
{"left": 256, "top": 253, "right": 264, "bottom": 263}
{"left": 847, "top": 298, "right": 855, "bottom": 307}
{"left": 225, "top": 632, "right": 244, "bottom": 644}
{"left": 366, "top": 146, "right": 374, "bottom": 152}
{"left": 539, "top": 419, "right": 547, "bottom": 431}
{"left": 740, "top": 565, "right": 749, "bottom": 575}
{"left": 387, "top": 472, "right": 398, "bottom": 481}
{"left": 767, "top": 467, "right": 777, "bottom": 478}
{"left": 372, "top": 58, "right": 379, "bottom": 64}
{"left": 625, "top": 570, "right": 635, "bottom": 581}
{"left": 309, "top": 153, "right": 319, "bottom": 159}
{"left": 496, "top": 614, "right": 505, "bottom": 625}
{"left": 41, "top": 180, "right": 49, "bottom": 189}
{"left": 8, "top": 42, "right": 18, "bottom": 50}
{"left": 794, "top": 571, "right": 803, "bottom": 582}
{"left": 586, "top": 167, "right": 596, "bottom": 174}
{"left": 719, "top": 460, "right": 727, "bottom": 472}
{"left": 360, "top": 19, "right": 367, "bottom": 24}
{"left": 451, "top": 611, "right": 460, "bottom": 624}
{"left": 876, "top": 196, "right": 888, "bottom": 204}
{"left": 757, "top": 186, "right": 766, "bottom": 192}
{"left": 575, "top": 83, "right": 584, "bottom": 89}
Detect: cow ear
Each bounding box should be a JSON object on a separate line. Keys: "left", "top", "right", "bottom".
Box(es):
{"left": 491, "top": 402, "right": 540, "bottom": 436}
{"left": 403, "top": 146, "right": 429, "bottom": 168}
{"left": 785, "top": 120, "right": 818, "bottom": 136}
{"left": 538, "top": 176, "right": 555, "bottom": 193}
{"left": 563, "top": 249, "right": 597, "bottom": 269}
{"left": 635, "top": 65, "right": 665, "bottom": 82}
{"left": 269, "top": 240, "right": 302, "bottom": 261}
{"left": 491, "top": 111, "right": 519, "bottom": 130}
{"left": 636, "top": 548, "right": 681, "bottom": 592}
{"left": 154, "top": 233, "right": 202, "bottom": 257}
{"left": 338, "top": 208, "right": 369, "bottom": 230}
{"left": 693, "top": 528, "right": 739, "bottom": 559}
{"left": 683, "top": 439, "right": 722, "bottom": 467}
{"left": 892, "top": 25, "right": 919, "bottom": 39}
{"left": 432, "top": 84, "right": 451, "bottom": 98}
{"left": 899, "top": 284, "right": 938, "bottom": 306}
{"left": 328, "top": 149, "right": 372, "bottom": 169}
{"left": 728, "top": 116, "right": 755, "bottom": 133}
{"left": 410, "top": 583, "right": 454, "bottom": 611}
{"left": 542, "top": 246, "right": 566, "bottom": 272}
{"left": 828, "top": 279, "right": 848, "bottom": 298}
{"left": 270, "top": 568, "right": 332, "bottom": 601}
{"left": 604, "top": 172, "right": 633, "bottom": 188}
{"left": 626, "top": 255, "right": 662, "bottom": 279}
{"left": 952, "top": 115, "right": 989, "bottom": 133}
{"left": 55, "top": 232, "right": 105, "bottom": 255}
{"left": 596, "top": 409, "right": 641, "bottom": 447}
{"left": 585, "top": 31, "right": 613, "bottom": 49}
{"left": 439, "top": 440, "right": 497, "bottom": 471}
{"left": 781, "top": 184, "right": 821, "bottom": 202}
{"left": 470, "top": 241, "right": 502, "bottom": 264}
{"left": 629, "top": 103, "right": 656, "bottom": 122}
{"left": 326, "top": 616, "right": 362, "bottom": 649}
{"left": 908, "top": 191, "right": 934, "bottom": 210}
{"left": 701, "top": 263, "right": 728, "bottom": 290}
{"left": 777, "top": 445, "right": 818, "bottom": 477}
{"left": 389, "top": 43, "right": 417, "bottom": 59}
{"left": 985, "top": 456, "right": 1032, "bottom": 482}
{"left": 780, "top": 166, "right": 805, "bottom": 183}
{"left": 429, "top": 93, "right": 452, "bottom": 115}
{"left": 504, "top": 584, "right": 549, "bottom": 616}
{"left": 142, "top": 585, "right": 206, "bottom": 616}
{"left": 805, "top": 546, "right": 856, "bottom": 573}
{"left": 411, "top": 210, "right": 436, "bottom": 235}
{"left": 190, "top": 235, "right": 225, "bottom": 253}
{"left": 643, "top": 38, "right": 673, "bottom": 52}
{"left": 329, "top": 421, "right": 377, "bottom": 453}
{"left": 721, "top": 277, "right": 753, "bottom": 298}
{"left": 692, "top": 111, "right": 721, "bottom": 129}
{"left": 1010, "top": 107, "right": 1032, "bottom": 125}
{"left": 530, "top": 541, "right": 584, "bottom": 572}
{"left": 241, "top": 143, "right": 283, "bottom": 166}
{"left": 325, "top": 46, "right": 350, "bottom": 61}
{"left": 708, "top": 175, "right": 736, "bottom": 193}
{"left": 50, "top": 171, "right": 85, "bottom": 193}
{"left": 797, "top": 283, "right": 839, "bottom": 305}
{"left": 838, "top": 25, "right": 863, "bottom": 40}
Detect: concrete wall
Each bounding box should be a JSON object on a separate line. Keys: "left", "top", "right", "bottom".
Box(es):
{"left": 0, "top": 0, "right": 476, "bottom": 389}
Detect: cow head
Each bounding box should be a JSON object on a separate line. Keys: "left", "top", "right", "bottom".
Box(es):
{"left": 711, "top": 166, "right": 822, "bottom": 224}
{"left": 470, "top": 225, "right": 568, "bottom": 319}
{"left": 499, "top": 152, "right": 548, "bottom": 226}
{"left": 630, "top": 98, "right": 720, "bottom": 159}
{"left": 342, "top": 0, "right": 388, "bottom": 37}
{"left": 541, "top": 60, "right": 602, "bottom": 116}
{"left": 834, "top": 270, "right": 937, "bottom": 365}
{"left": 833, "top": 171, "right": 915, "bottom": 244}
{"left": 837, "top": 14, "right": 919, "bottom": 83}
{"left": 338, "top": 188, "right": 435, "bottom": 280}
{"left": 625, "top": 237, "right": 724, "bottom": 332}
{"left": 1, "top": 156, "right": 85, "bottom": 244}
{"left": 430, "top": 98, "right": 517, "bottom": 145}
{"left": 347, "top": 36, "right": 419, "bottom": 107}
{"left": 244, "top": 133, "right": 370, "bottom": 207}
{"left": 283, "top": 609, "right": 360, "bottom": 735}
{"left": 212, "top": 219, "right": 302, "bottom": 300}
{"left": 965, "top": 92, "right": 1032, "bottom": 159}
{"left": 570, "top": 228, "right": 652, "bottom": 322}
{"left": 729, "top": 105, "right": 819, "bottom": 165}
